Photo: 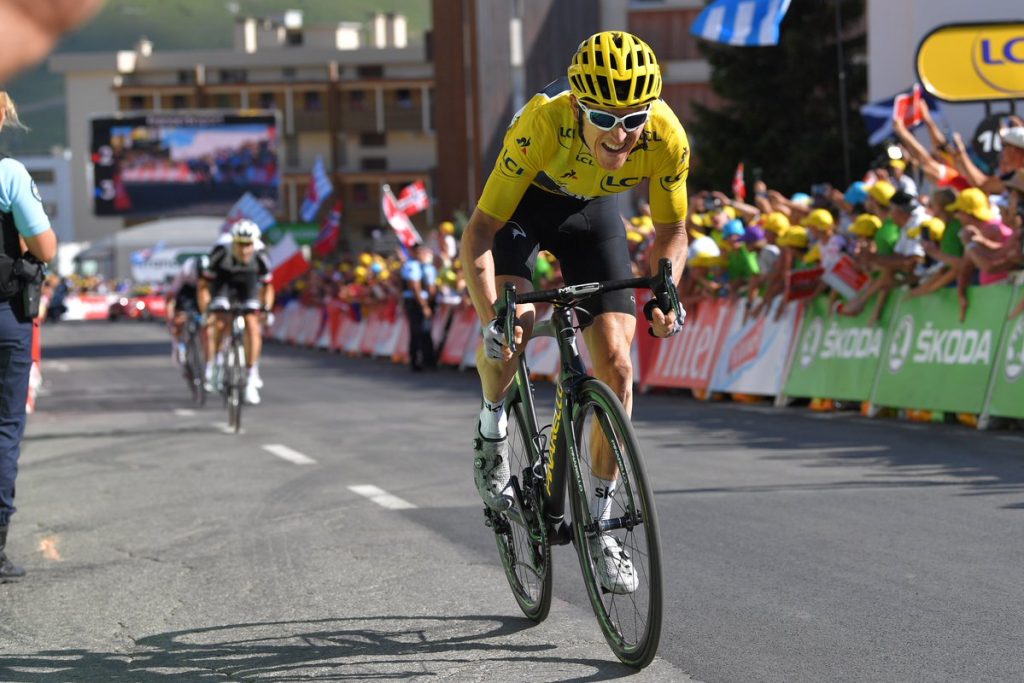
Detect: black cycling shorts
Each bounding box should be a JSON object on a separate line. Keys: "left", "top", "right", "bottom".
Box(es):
{"left": 174, "top": 284, "right": 199, "bottom": 313}
{"left": 492, "top": 184, "right": 636, "bottom": 316}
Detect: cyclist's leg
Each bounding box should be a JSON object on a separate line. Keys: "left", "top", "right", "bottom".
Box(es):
{"left": 556, "top": 193, "right": 637, "bottom": 506}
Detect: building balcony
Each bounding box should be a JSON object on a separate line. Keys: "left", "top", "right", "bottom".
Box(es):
{"left": 337, "top": 106, "right": 379, "bottom": 133}
{"left": 382, "top": 107, "right": 423, "bottom": 131}
{"left": 292, "top": 109, "right": 329, "bottom": 133}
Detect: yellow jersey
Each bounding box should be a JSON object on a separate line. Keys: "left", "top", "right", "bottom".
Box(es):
{"left": 477, "top": 79, "right": 690, "bottom": 225}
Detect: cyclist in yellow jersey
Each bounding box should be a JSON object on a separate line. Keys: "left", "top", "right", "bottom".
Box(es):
{"left": 462, "top": 32, "right": 689, "bottom": 594}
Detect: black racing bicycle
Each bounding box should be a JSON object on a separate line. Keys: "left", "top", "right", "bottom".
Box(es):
{"left": 485, "top": 258, "right": 680, "bottom": 669}
{"left": 220, "top": 306, "right": 249, "bottom": 434}
{"left": 181, "top": 311, "right": 206, "bottom": 407}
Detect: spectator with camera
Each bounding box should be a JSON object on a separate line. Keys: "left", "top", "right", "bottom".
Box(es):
{"left": 0, "top": 91, "right": 58, "bottom": 579}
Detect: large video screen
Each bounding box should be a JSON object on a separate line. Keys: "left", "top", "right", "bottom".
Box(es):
{"left": 91, "top": 111, "right": 279, "bottom": 217}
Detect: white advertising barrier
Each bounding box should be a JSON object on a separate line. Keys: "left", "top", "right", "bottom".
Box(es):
{"left": 640, "top": 299, "right": 735, "bottom": 392}
{"left": 374, "top": 317, "right": 403, "bottom": 358}
{"left": 709, "top": 299, "right": 804, "bottom": 396}
{"left": 294, "top": 307, "right": 323, "bottom": 347}
{"left": 270, "top": 301, "right": 298, "bottom": 342}
{"left": 62, "top": 294, "right": 116, "bottom": 321}
{"left": 343, "top": 317, "right": 366, "bottom": 355}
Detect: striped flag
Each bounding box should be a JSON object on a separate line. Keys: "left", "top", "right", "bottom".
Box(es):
{"left": 690, "top": 0, "right": 792, "bottom": 47}
{"left": 382, "top": 184, "right": 422, "bottom": 250}
{"left": 397, "top": 180, "right": 430, "bottom": 216}
{"left": 860, "top": 86, "right": 943, "bottom": 146}
{"left": 223, "top": 192, "right": 276, "bottom": 233}
{"left": 313, "top": 200, "right": 343, "bottom": 258}
{"left": 300, "top": 155, "right": 334, "bottom": 223}
{"left": 268, "top": 233, "right": 310, "bottom": 291}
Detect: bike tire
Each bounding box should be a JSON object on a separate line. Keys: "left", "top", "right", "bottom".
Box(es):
{"left": 492, "top": 387, "right": 552, "bottom": 623}
{"left": 188, "top": 332, "right": 206, "bottom": 407}
{"left": 567, "top": 378, "right": 662, "bottom": 669}
{"left": 232, "top": 341, "right": 244, "bottom": 434}
{"left": 226, "top": 345, "right": 241, "bottom": 431}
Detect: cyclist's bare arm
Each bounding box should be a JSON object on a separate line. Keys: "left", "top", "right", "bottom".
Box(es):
{"left": 197, "top": 279, "right": 210, "bottom": 314}
{"left": 260, "top": 283, "right": 274, "bottom": 311}
{"left": 647, "top": 219, "right": 688, "bottom": 336}
{"left": 461, "top": 207, "right": 507, "bottom": 324}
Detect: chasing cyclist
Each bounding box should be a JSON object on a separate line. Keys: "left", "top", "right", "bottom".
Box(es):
{"left": 461, "top": 32, "right": 689, "bottom": 594}
{"left": 198, "top": 219, "right": 274, "bottom": 405}
{"left": 165, "top": 253, "right": 207, "bottom": 365}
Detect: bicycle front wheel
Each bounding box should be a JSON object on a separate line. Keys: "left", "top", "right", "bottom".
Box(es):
{"left": 492, "top": 386, "right": 551, "bottom": 623}
{"left": 227, "top": 344, "right": 243, "bottom": 432}
{"left": 568, "top": 378, "right": 662, "bottom": 668}
{"left": 188, "top": 332, "right": 206, "bottom": 407}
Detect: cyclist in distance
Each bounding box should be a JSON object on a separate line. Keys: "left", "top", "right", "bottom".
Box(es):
{"left": 461, "top": 31, "right": 689, "bottom": 593}
{"left": 165, "top": 253, "right": 207, "bottom": 365}
{"left": 198, "top": 219, "right": 274, "bottom": 405}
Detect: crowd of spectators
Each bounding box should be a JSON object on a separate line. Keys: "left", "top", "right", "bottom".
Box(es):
{"left": 282, "top": 107, "right": 1024, "bottom": 337}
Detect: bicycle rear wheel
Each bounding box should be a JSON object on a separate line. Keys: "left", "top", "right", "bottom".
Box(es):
{"left": 568, "top": 378, "right": 662, "bottom": 669}
{"left": 491, "top": 386, "right": 551, "bottom": 623}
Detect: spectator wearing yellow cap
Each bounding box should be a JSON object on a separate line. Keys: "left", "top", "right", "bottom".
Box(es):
{"left": 950, "top": 187, "right": 1016, "bottom": 293}
{"left": 750, "top": 225, "right": 811, "bottom": 320}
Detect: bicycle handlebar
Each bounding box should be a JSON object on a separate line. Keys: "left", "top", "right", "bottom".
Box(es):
{"left": 495, "top": 258, "right": 682, "bottom": 353}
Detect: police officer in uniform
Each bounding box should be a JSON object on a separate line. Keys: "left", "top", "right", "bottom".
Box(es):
{"left": 0, "top": 91, "right": 57, "bottom": 579}
{"left": 400, "top": 244, "right": 438, "bottom": 371}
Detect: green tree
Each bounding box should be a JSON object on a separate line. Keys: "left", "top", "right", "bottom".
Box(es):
{"left": 688, "top": 0, "right": 870, "bottom": 195}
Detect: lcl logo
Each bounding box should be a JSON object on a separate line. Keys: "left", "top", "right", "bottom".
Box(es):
{"left": 917, "top": 22, "right": 1024, "bottom": 101}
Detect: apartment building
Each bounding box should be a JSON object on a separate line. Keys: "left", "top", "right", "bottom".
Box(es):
{"left": 50, "top": 11, "right": 435, "bottom": 249}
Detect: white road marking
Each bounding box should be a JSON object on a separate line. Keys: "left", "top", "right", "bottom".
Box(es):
{"left": 348, "top": 485, "right": 417, "bottom": 510}
{"left": 48, "top": 361, "right": 71, "bottom": 373}
{"left": 210, "top": 422, "right": 237, "bottom": 434}
{"left": 174, "top": 409, "right": 196, "bottom": 417}
{"left": 262, "top": 444, "right": 317, "bottom": 465}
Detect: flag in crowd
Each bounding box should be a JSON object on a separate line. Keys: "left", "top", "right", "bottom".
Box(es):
{"left": 732, "top": 162, "right": 747, "bottom": 201}
{"left": 382, "top": 184, "right": 423, "bottom": 250}
{"left": 690, "top": 0, "right": 792, "bottom": 47}
{"left": 300, "top": 155, "right": 334, "bottom": 223}
{"left": 893, "top": 84, "right": 925, "bottom": 129}
{"left": 268, "top": 233, "right": 310, "bottom": 291}
{"left": 223, "top": 192, "right": 276, "bottom": 233}
{"left": 313, "top": 200, "right": 343, "bottom": 258}
{"left": 397, "top": 180, "right": 430, "bottom": 216}
{"left": 860, "top": 85, "right": 943, "bottom": 146}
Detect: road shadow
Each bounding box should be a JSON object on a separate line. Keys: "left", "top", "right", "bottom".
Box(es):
{"left": 0, "top": 615, "right": 640, "bottom": 682}
{"left": 42, "top": 340, "right": 170, "bottom": 360}
{"left": 639, "top": 398, "right": 1024, "bottom": 510}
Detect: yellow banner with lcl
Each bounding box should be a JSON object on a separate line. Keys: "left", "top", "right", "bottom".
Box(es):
{"left": 916, "top": 22, "right": 1024, "bottom": 102}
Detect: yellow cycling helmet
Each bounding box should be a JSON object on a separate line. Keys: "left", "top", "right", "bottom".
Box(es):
{"left": 568, "top": 31, "right": 662, "bottom": 107}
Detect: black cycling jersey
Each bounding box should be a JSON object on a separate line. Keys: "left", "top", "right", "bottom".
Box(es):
{"left": 202, "top": 244, "right": 272, "bottom": 309}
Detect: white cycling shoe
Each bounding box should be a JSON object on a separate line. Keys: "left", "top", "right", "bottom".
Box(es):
{"left": 588, "top": 532, "right": 639, "bottom": 595}
{"left": 244, "top": 383, "right": 261, "bottom": 405}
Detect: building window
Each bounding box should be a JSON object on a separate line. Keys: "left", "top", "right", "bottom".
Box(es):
{"left": 352, "top": 183, "right": 370, "bottom": 205}
{"left": 395, "top": 89, "right": 413, "bottom": 109}
{"left": 349, "top": 90, "right": 366, "bottom": 111}
{"left": 359, "top": 132, "right": 386, "bottom": 147}
{"left": 215, "top": 94, "right": 235, "bottom": 109}
{"left": 177, "top": 70, "right": 196, "bottom": 85}
{"left": 259, "top": 92, "right": 277, "bottom": 109}
{"left": 361, "top": 157, "right": 387, "bottom": 170}
{"left": 282, "top": 67, "right": 297, "bottom": 80}
{"left": 357, "top": 65, "right": 384, "bottom": 79}
{"left": 219, "top": 69, "right": 247, "bottom": 84}
{"left": 286, "top": 31, "right": 303, "bottom": 46}
{"left": 285, "top": 139, "right": 300, "bottom": 167}
{"left": 303, "top": 91, "right": 323, "bottom": 111}
{"left": 172, "top": 94, "right": 189, "bottom": 109}
{"left": 129, "top": 95, "right": 146, "bottom": 110}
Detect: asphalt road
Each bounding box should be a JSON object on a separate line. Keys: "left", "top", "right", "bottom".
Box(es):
{"left": 2, "top": 320, "right": 1023, "bottom": 682}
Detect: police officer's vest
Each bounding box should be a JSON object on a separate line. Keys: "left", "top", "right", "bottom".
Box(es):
{"left": 0, "top": 153, "right": 25, "bottom": 301}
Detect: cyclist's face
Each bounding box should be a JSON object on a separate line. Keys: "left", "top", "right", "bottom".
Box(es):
{"left": 574, "top": 98, "right": 647, "bottom": 171}
{"left": 233, "top": 241, "right": 255, "bottom": 263}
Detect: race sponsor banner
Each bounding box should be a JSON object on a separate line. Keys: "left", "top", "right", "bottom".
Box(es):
{"left": 873, "top": 286, "right": 1013, "bottom": 413}
{"left": 784, "top": 293, "right": 896, "bottom": 401}
{"left": 640, "top": 298, "right": 734, "bottom": 392}
{"left": 439, "top": 306, "right": 477, "bottom": 366}
{"left": 62, "top": 294, "right": 116, "bottom": 321}
{"left": 709, "top": 298, "right": 803, "bottom": 395}
{"left": 984, "top": 291, "right": 1024, "bottom": 419}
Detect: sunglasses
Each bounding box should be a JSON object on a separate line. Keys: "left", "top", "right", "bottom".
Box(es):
{"left": 578, "top": 101, "right": 650, "bottom": 132}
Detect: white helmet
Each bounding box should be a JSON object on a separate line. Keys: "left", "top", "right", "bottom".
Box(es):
{"left": 230, "top": 219, "right": 261, "bottom": 243}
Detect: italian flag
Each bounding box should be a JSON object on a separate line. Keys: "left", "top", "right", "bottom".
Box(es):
{"left": 268, "top": 233, "right": 309, "bottom": 290}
